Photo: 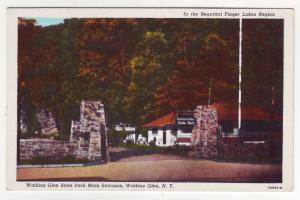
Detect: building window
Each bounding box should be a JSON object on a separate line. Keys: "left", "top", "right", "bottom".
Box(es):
{"left": 96, "top": 110, "right": 102, "bottom": 117}
{"left": 152, "top": 128, "right": 158, "bottom": 135}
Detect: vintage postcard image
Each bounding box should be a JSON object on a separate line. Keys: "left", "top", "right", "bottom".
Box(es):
{"left": 6, "top": 8, "right": 293, "bottom": 191}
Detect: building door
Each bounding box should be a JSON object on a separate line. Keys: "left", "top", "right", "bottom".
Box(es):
{"left": 163, "top": 128, "right": 166, "bottom": 145}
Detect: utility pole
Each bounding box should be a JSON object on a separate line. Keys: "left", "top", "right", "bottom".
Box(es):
{"left": 238, "top": 18, "right": 243, "bottom": 130}
{"left": 208, "top": 78, "right": 213, "bottom": 105}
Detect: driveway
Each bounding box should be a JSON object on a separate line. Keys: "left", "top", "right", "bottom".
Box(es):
{"left": 17, "top": 146, "right": 282, "bottom": 183}
{"left": 109, "top": 146, "right": 189, "bottom": 162}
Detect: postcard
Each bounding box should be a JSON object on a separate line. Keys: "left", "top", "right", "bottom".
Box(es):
{"left": 6, "top": 8, "right": 294, "bottom": 191}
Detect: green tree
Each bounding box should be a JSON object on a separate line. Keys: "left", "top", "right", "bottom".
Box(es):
{"left": 123, "top": 30, "right": 171, "bottom": 125}
{"left": 242, "top": 19, "right": 283, "bottom": 113}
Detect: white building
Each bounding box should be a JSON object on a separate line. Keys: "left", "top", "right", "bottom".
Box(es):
{"left": 142, "top": 111, "right": 195, "bottom": 147}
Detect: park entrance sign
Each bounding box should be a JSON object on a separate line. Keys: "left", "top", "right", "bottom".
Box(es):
{"left": 176, "top": 115, "right": 196, "bottom": 127}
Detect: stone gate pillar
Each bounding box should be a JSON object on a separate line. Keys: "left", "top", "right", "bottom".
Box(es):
{"left": 189, "top": 106, "right": 219, "bottom": 159}
{"left": 79, "top": 100, "right": 108, "bottom": 162}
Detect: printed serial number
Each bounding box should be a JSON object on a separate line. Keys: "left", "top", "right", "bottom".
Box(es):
{"left": 268, "top": 186, "right": 282, "bottom": 190}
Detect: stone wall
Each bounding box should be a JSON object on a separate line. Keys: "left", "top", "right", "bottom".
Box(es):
{"left": 189, "top": 105, "right": 271, "bottom": 161}
{"left": 20, "top": 100, "right": 109, "bottom": 163}
{"left": 20, "top": 139, "right": 78, "bottom": 160}
{"left": 220, "top": 135, "right": 270, "bottom": 160}
{"left": 189, "top": 106, "right": 219, "bottom": 159}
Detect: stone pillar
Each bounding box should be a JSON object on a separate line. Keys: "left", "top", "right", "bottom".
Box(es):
{"left": 88, "top": 124, "right": 102, "bottom": 161}
{"left": 189, "top": 106, "right": 219, "bottom": 159}
{"left": 76, "top": 137, "right": 89, "bottom": 160}
{"left": 36, "top": 109, "right": 58, "bottom": 136}
{"left": 79, "top": 100, "right": 107, "bottom": 162}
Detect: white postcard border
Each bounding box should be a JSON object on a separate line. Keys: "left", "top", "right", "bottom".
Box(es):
{"left": 6, "top": 8, "right": 294, "bottom": 191}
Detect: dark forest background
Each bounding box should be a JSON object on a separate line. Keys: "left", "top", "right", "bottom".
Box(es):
{"left": 18, "top": 18, "right": 283, "bottom": 137}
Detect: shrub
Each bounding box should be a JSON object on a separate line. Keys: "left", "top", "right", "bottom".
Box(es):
{"left": 52, "top": 133, "right": 69, "bottom": 141}
{"left": 161, "top": 145, "right": 191, "bottom": 156}
{"left": 107, "top": 129, "right": 128, "bottom": 146}
{"left": 125, "top": 139, "right": 134, "bottom": 145}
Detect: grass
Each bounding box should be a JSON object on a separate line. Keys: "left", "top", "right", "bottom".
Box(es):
{"left": 19, "top": 155, "right": 90, "bottom": 165}
{"left": 116, "top": 143, "right": 191, "bottom": 157}
{"left": 117, "top": 143, "right": 162, "bottom": 151}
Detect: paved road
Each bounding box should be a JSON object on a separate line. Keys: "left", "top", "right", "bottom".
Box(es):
{"left": 17, "top": 146, "right": 282, "bottom": 182}
{"left": 109, "top": 146, "right": 189, "bottom": 162}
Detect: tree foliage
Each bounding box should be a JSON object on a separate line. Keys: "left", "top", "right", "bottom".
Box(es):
{"left": 17, "top": 18, "right": 283, "bottom": 137}
{"left": 242, "top": 19, "right": 283, "bottom": 113}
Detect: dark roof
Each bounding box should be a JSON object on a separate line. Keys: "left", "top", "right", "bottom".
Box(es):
{"left": 142, "top": 103, "right": 282, "bottom": 128}
{"left": 211, "top": 103, "right": 282, "bottom": 121}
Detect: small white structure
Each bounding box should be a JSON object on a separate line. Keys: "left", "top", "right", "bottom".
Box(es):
{"left": 124, "top": 127, "right": 136, "bottom": 132}
{"left": 113, "top": 123, "right": 141, "bottom": 144}
{"left": 113, "top": 123, "right": 136, "bottom": 132}
{"left": 114, "top": 125, "right": 123, "bottom": 131}
{"left": 136, "top": 134, "right": 147, "bottom": 144}
{"left": 124, "top": 133, "right": 136, "bottom": 143}
{"left": 124, "top": 133, "right": 147, "bottom": 144}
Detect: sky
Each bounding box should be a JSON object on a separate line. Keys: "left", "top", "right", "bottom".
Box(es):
{"left": 33, "top": 17, "right": 65, "bottom": 27}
